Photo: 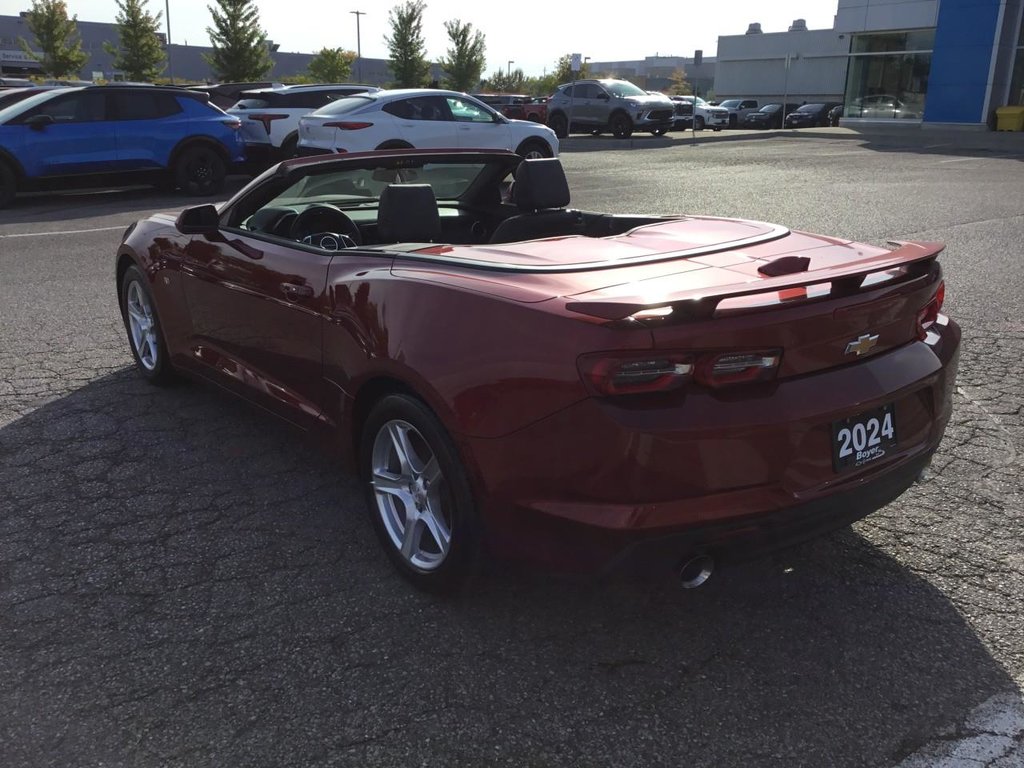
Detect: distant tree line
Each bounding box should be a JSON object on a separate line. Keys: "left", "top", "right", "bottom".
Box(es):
{"left": 18, "top": 0, "right": 691, "bottom": 95}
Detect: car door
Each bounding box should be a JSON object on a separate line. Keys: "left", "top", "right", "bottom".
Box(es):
{"left": 444, "top": 95, "right": 512, "bottom": 150}
{"left": 386, "top": 95, "right": 461, "bottom": 148}
{"left": 179, "top": 226, "right": 334, "bottom": 429}
{"left": 111, "top": 90, "right": 188, "bottom": 170}
{"left": 15, "top": 90, "right": 117, "bottom": 176}
{"left": 574, "top": 83, "right": 600, "bottom": 125}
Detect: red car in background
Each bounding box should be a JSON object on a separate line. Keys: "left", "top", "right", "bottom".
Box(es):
{"left": 472, "top": 93, "right": 548, "bottom": 123}
{"left": 115, "top": 150, "right": 959, "bottom": 592}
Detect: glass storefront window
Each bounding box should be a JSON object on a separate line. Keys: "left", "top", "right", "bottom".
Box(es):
{"left": 845, "top": 31, "right": 933, "bottom": 120}
{"left": 1010, "top": 19, "right": 1024, "bottom": 105}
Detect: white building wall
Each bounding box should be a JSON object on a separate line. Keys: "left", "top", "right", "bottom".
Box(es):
{"left": 834, "top": 0, "right": 940, "bottom": 32}
{"left": 715, "top": 29, "right": 849, "bottom": 102}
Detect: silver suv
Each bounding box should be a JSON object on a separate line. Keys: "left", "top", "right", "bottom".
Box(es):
{"left": 546, "top": 79, "right": 675, "bottom": 138}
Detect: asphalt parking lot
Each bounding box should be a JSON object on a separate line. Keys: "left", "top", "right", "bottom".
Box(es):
{"left": 2, "top": 131, "right": 1023, "bottom": 767}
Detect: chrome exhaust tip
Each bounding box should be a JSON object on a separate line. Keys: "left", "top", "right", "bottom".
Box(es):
{"left": 676, "top": 554, "right": 714, "bottom": 589}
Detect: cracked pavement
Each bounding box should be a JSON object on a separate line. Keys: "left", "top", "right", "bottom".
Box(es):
{"left": 1, "top": 136, "right": 1022, "bottom": 767}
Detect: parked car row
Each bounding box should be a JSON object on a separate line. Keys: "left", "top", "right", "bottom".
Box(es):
{"left": 0, "top": 82, "right": 559, "bottom": 208}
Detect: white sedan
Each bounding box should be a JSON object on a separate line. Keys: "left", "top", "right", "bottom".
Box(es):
{"left": 297, "top": 89, "right": 558, "bottom": 159}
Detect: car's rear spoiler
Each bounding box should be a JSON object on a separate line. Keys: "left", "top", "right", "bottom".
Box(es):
{"left": 564, "top": 241, "right": 944, "bottom": 321}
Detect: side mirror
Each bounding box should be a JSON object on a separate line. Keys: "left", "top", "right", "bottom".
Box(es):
{"left": 175, "top": 204, "right": 220, "bottom": 235}
{"left": 25, "top": 114, "right": 54, "bottom": 131}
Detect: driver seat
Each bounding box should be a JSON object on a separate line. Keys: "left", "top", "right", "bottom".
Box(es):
{"left": 489, "top": 158, "right": 584, "bottom": 243}
{"left": 376, "top": 183, "right": 442, "bottom": 243}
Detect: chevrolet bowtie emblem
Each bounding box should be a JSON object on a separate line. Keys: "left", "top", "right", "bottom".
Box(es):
{"left": 845, "top": 333, "right": 880, "bottom": 356}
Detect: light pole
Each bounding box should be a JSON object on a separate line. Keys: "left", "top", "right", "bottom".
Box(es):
{"left": 351, "top": 10, "right": 365, "bottom": 82}
{"left": 507, "top": 59, "right": 514, "bottom": 83}
{"left": 164, "top": 0, "right": 174, "bottom": 83}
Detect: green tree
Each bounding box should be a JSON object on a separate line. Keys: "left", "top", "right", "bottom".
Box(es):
{"left": 438, "top": 19, "right": 485, "bottom": 92}
{"left": 482, "top": 68, "right": 523, "bottom": 93}
{"left": 307, "top": 47, "right": 356, "bottom": 83}
{"left": 384, "top": 0, "right": 430, "bottom": 88}
{"left": 19, "top": 0, "right": 89, "bottom": 79}
{"left": 205, "top": 0, "right": 273, "bottom": 82}
{"left": 551, "top": 54, "right": 590, "bottom": 85}
{"left": 103, "top": 0, "right": 165, "bottom": 82}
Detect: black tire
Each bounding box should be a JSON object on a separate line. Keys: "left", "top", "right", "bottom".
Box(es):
{"left": 589, "top": 129, "right": 602, "bottom": 136}
{"left": 610, "top": 112, "right": 633, "bottom": 139}
{"left": 713, "top": 126, "right": 722, "bottom": 132}
{"left": 728, "top": 114, "right": 738, "bottom": 128}
{"left": 375, "top": 140, "right": 414, "bottom": 150}
{"left": 694, "top": 115, "right": 705, "bottom": 131}
{"left": 279, "top": 134, "right": 299, "bottom": 159}
{"left": 515, "top": 138, "right": 553, "bottom": 160}
{"left": 548, "top": 112, "right": 568, "bottom": 139}
{"left": 0, "top": 161, "right": 16, "bottom": 208}
{"left": 359, "top": 394, "right": 482, "bottom": 593}
{"left": 649, "top": 127, "right": 668, "bottom": 136}
{"left": 174, "top": 145, "right": 226, "bottom": 196}
{"left": 119, "top": 264, "right": 176, "bottom": 386}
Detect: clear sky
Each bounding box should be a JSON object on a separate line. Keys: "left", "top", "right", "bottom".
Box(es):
{"left": 6, "top": 0, "right": 839, "bottom": 75}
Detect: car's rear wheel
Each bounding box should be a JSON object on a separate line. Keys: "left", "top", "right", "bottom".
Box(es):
{"left": 0, "top": 161, "right": 16, "bottom": 208}
{"left": 610, "top": 112, "right": 633, "bottom": 139}
{"left": 174, "top": 145, "right": 226, "bottom": 196}
{"left": 360, "top": 394, "right": 482, "bottom": 593}
{"left": 119, "top": 264, "right": 175, "bottom": 386}
{"left": 590, "top": 129, "right": 602, "bottom": 136}
{"left": 375, "top": 140, "right": 414, "bottom": 150}
{"left": 279, "top": 134, "right": 299, "bottom": 159}
{"left": 515, "top": 138, "right": 553, "bottom": 159}
{"left": 548, "top": 112, "right": 568, "bottom": 139}
{"left": 694, "top": 115, "right": 705, "bottom": 131}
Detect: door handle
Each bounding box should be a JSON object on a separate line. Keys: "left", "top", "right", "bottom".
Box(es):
{"left": 281, "top": 282, "right": 314, "bottom": 300}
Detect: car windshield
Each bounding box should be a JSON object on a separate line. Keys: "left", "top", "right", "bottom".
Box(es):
{"left": 718, "top": 100, "right": 741, "bottom": 109}
{"left": 796, "top": 104, "right": 824, "bottom": 112}
{"left": 759, "top": 104, "right": 781, "bottom": 113}
{"left": 312, "top": 95, "right": 375, "bottom": 116}
{"left": 603, "top": 81, "right": 646, "bottom": 98}
{"left": 259, "top": 161, "right": 490, "bottom": 211}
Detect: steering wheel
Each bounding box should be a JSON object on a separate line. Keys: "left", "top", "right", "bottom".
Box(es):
{"left": 290, "top": 204, "right": 362, "bottom": 246}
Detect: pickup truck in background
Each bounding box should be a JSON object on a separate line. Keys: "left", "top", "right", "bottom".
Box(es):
{"left": 717, "top": 98, "right": 761, "bottom": 128}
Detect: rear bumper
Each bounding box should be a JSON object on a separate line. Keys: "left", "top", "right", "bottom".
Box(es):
{"left": 467, "top": 319, "right": 960, "bottom": 571}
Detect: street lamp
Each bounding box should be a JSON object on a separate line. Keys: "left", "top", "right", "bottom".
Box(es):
{"left": 351, "top": 10, "right": 365, "bottom": 82}
{"left": 164, "top": 0, "right": 174, "bottom": 83}
{"left": 507, "top": 59, "right": 514, "bottom": 80}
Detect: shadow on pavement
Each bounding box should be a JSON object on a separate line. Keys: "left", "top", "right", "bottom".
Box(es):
{"left": 1, "top": 177, "right": 252, "bottom": 226}
{"left": 0, "top": 371, "right": 1015, "bottom": 767}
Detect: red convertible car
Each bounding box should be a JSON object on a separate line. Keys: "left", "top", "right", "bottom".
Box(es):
{"left": 116, "top": 150, "right": 959, "bottom": 591}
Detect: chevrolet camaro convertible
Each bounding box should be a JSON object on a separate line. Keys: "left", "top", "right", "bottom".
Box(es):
{"left": 116, "top": 150, "right": 959, "bottom": 591}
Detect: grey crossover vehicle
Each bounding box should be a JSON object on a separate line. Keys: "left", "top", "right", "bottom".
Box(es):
{"left": 546, "top": 79, "right": 675, "bottom": 138}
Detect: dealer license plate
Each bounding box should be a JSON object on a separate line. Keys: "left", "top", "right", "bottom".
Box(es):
{"left": 831, "top": 403, "right": 897, "bottom": 473}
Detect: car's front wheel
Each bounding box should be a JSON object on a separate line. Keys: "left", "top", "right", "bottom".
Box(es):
{"left": 0, "top": 161, "right": 16, "bottom": 208}
{"left": 360, "top": 394, "right": 482, "bottom": 592}
{"left": 119, "top": 264, "right": 175, "bottom": 385}
{"left": 610, "top": 112, "right": 633, "bottom": 138}
{"left": 174, "top": 145, "right": 226, "bottom": 196}
{"left": 515, "top": 138, "right": 553, "bottom": 159}
{"left": 548, "top": 112, "right": 568, "bottom": 139}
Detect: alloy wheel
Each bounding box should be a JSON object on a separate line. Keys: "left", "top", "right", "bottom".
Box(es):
{"left": 370, "top": 419, "right": 453, "bottom": 571}
{"left": 125, "top": 280, "right": 158, "bottom": 371}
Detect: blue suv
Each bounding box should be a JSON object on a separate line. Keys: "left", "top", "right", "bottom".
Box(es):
{"left": 0, "top": 85, "right": 246, "bottom": 207}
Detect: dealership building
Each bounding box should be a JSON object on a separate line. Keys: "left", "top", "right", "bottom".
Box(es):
{"left": 715, "top": 0, "right": 1024, "bottom": 127}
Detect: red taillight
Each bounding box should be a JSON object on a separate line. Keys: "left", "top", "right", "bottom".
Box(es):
{"left": 578, "top": 353, "right": 694, "bottom": 396}
{"left": 247, "top": 113, "right": 287, "bottom": 134}
{"left": 694, "top": 351, "right": 782, "bottom": 388}
{"left": 323, "top": 121, "right": 374, "bottom": 130}
{"left": 916, "top": 280, "right": 945, "bottom": 339}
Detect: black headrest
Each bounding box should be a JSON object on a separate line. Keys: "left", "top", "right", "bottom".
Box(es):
{"left": 513, "top": 158, "right": 570, "bottom": 212}
{"left": 377, "top": 183, "right": 441, "bottom": 243}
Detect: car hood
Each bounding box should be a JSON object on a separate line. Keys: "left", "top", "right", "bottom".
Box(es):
{"left": 391, "top": 217, "right": 887, "bottom": 304}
